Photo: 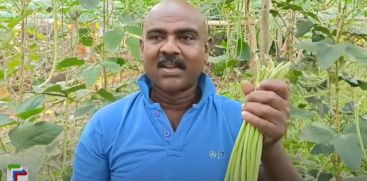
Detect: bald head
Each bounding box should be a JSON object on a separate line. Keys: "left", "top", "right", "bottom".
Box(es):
{"left": 143, "top": 0, "right": 208, "bottom": 39}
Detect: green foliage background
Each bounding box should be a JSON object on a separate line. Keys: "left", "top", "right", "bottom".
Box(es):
{"left": 0, "top": 0, "right": 366, "bottom": 180}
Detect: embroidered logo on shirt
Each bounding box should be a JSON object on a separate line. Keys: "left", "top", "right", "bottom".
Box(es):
{"left": 209, "top": 150, "right": 225, "bottom": 159}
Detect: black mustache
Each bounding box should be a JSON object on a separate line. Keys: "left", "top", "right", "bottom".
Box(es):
{"left": 157, "top": 54, "right": 186, "bottom": 70}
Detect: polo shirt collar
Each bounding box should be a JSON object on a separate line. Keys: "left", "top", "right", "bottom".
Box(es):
{"left": 137, "top": 73, "right": 217, "bottom": 106}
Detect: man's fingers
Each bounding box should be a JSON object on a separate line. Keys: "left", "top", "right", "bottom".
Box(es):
{"left": 245, "top": 90, "right": 289, "bottom": 112}
{"left": 241, "top": 111, "right": 282, "bottom": 141}
{"left": 243, "top": 102, "right": 287, "bottom": 126}
{"left": 241, "top": 80, "right": 254, "bottom": 96}
{"left": 258, "top": 80, "right": 289, "bottom": 100}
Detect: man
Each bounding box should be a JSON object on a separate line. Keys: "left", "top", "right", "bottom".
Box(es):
{"left": 72, "top": 0, "right": 302, "bottom": 180}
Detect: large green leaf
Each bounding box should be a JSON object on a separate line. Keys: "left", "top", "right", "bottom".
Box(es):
{"left": 81, "top": 65, "right": 101, "bottom": 88}
{"left": 105, "top": 57, "right": 127, "bottom": 66}
{"left": 101, "top": 61, "right": 121, "bottom": 73}
{"left": 296, "top": 19, "right": 313, "bottom": 37}
{"left": 342, "top": 121, "right": 367, "bottom": 147}
{"left": 300, "top": 123, "right": 338, "bottom": 144}
{"left": 124, "top": 25, "right": 142, "bottom": 37}
{"left": 0, "top": 114, "right": 15, "bottom": 127}
{"left": 9, "top": 121, "right": 63, "bottom": 151}
{"left": 311, "top": 143, "right": 334, "bottom": 155}
{"left": 16, "top": 95, "right": 46, "bottom": 120}
{"left": 63, "top": 84, "right": 87, "bottom": 95}
{"left": 57, "top": 58, "right": 85, "bottom": 70}
{"left": 0, "top": 145, "right": 47, "bottom": 181}
{"left": 345, "top": 43, "right": 367, "bottom": 65}
{"left": 33, "top": 84, "right": 63, "bottom": 94}
{"left": 235, "top": 37, "right": 250, "bottom": 61}
{"left": 104, "top": 29, "right": 124, "bottom": 52}
{"left": 96, "top": 88, "right": 116, "bottom": 102}
{"left": 332, "top": 134, "right": 362, "bottom": 171}
{"left": 8, "top": 10, "right": 33, "bottom": 28}
{"left": 126, "top": 36, "right": 141, "bottom": 62}
{"left": 80, "top": 0, "right": 99, "bottom": 9}
{"left": 305, "top": 96, "right": 330, "bottom": 117}
{"left": 75, "top": 103, "right": 97, "bottom": 118}
{"left": 295, "top": 41, "right": 346, "bottom": 69}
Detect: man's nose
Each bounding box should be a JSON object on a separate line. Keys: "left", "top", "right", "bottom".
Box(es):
{"left": 160, "top": 37, "right": 180, "bottom": 55}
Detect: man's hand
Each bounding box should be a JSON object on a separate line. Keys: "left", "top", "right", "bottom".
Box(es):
{"left": 241, "top": 80, "right": 290, "bottom": 148}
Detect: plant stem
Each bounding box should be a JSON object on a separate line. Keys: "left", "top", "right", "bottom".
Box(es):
{"left": 0, "top": 138, "right": 7, "bottom": 152}
{"left": 38, "top": 0, "right": 58, "bottom": 87}
{"left": 355, "top": 95, "right": 367, "bottom": 161}
{"left": 17, "top": 0, "right": 29, "bottom": 104}
{"left": 260, "top": 0, "right": 270, "bottom": 61}
{"left": 60, "top": 99, "right": 69, "bottom": 177}
{"left": 101, "top": 0, "right": 108, "bottom": 89}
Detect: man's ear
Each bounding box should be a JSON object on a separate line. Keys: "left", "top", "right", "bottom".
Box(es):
{"left": 204, "top": 38, "right": 211, "bottom": 64}
{"left": 139, "top": 38, "right": 144, "bottom": 54}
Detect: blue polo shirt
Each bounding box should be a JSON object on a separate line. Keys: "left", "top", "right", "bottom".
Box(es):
{"left": 72, "top": 73, "right": 243, "bottom": 181}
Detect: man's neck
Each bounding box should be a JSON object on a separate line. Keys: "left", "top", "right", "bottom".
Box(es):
{"left": 150, "top": 85, "right": 201, "bottom": 111}
{"left": 150, "top": 84, "right": 201, "bottom": 130}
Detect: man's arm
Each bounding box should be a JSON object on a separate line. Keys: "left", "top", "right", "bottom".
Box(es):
{"left": 72, "top": 113, "right": 110, "bottom": 181}
{"left": 260, "top": 141, "right": 302, "bottom": 181}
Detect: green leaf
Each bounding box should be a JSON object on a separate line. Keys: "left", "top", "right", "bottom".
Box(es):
{"left": 0, "top": 70, "right": 4, "bottom": 80}
{"left": 80, "top": 36, "right": 93, "bottom": 47}
{"left": 295, "top": 40, "right": 346, "bottom": 69}
{"left": 57, "top": 58, "right": 85, "bottom": 70}
{"left": 332, "top": 134, "right": 362, "bottom": 171}
{"left": 311, "top": 143, "right": 334, "bottom": 155}
{"left": 104, "top": 29, "right": 124, "bottom": 52}
{"left": 344, "top": 175, "right": 367, "bottom": 181}
{"left": 305, "top": 96, "right": 331, "bottom": 117}
{"left": 342, "top": 121, "right": 367, "bottom": 147}
{"left": 33, "top": 84, "right": 63, "bottom": 94}
{"left": 290, "top": 106, "right": 316, "bottom": 119}
{"left": 296, "top": 20, "right": 313, "bottom": 37}
{"left": 75, "top": 103, "right": 97, "bottom": 118}
{"left": 101, "top": 61, "right": 121, "bottom": 73}
{"left": 80, "top": 0, "right": 99, "bottom": 9}
{"left": 345, "top": 43, "right": 367, "bottom": 65}
{"left": 126, "top": 36, "right": 141, "bottom": 62}
{"left": 96, "top": 88, "right": 116, "bottom": 102}
{"left": 119, "top": 14, "right": 138, "bottom": 25}
{"left": 105, "top": 57, "right": 127, "bottom": 66}
{"left": 300, "top": 123, "right": 338, "bottom": 144}
{"left": 124, "top": 25, "right": 142, "bottom": 37}
{"left": 342, "top": 101, "right": 355, "bottom": 114}
{"left": 236, "top": 38, "right": 250, "bottom": 61}
{"left": 63, "top": 84, "right": 87, "bottom": 95}
{"left": 9, "top": 121, "right": 63, "bottom": 151}
{"left": 0, "top": 30, "right": 12, "bottom": 43}
{"left": 16, "top": 95, "right": 46, "bottom": 120}
{"left": 0, "top": 114, "right": 15, "bottom": 127}
{"left": 208, "top": 55, "right": 228, "bottom": 64}
{"left": 82, "top": 65, "right": 101, "bottom": 88}
{"left": 0, "top": 145, "right": 47, "bottom": 181}
{"left": 8, "top": 10, "right": 33, "bottom": 28}
{"left": 359, "top": 81, "right": 367, "bottom": 90}
{"left": 313, "top": 24, "right": 333, "bottom": 38}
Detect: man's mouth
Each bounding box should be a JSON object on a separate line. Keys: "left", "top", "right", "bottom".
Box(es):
{"left": 157, "top": 54, "right": 186, "bottom": 70}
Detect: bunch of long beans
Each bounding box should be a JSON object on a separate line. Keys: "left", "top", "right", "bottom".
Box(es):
{"left": 225, "top": 60, "right": 290, "bottom": 181}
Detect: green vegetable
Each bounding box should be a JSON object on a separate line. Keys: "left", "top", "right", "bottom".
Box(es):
{"left": 225, "top": 60, "right": 290, "bottom": 181}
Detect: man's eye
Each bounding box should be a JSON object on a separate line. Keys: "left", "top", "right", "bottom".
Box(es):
{"left": 180, "top": 34, "right": 195, "bottom": 41}
{"left": 148, "top": 35, "right": 163, "bottom": 40}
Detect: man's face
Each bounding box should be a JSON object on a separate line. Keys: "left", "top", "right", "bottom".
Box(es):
{"left": 140, "top": 2, "right": 209, "bottom": 93}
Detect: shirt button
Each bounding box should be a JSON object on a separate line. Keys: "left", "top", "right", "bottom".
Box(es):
{"left": 153, "top": 110, "right": 160, "bottom": 117}
{"left": 163, "top": 130, "right": 170, "bottom": 137}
